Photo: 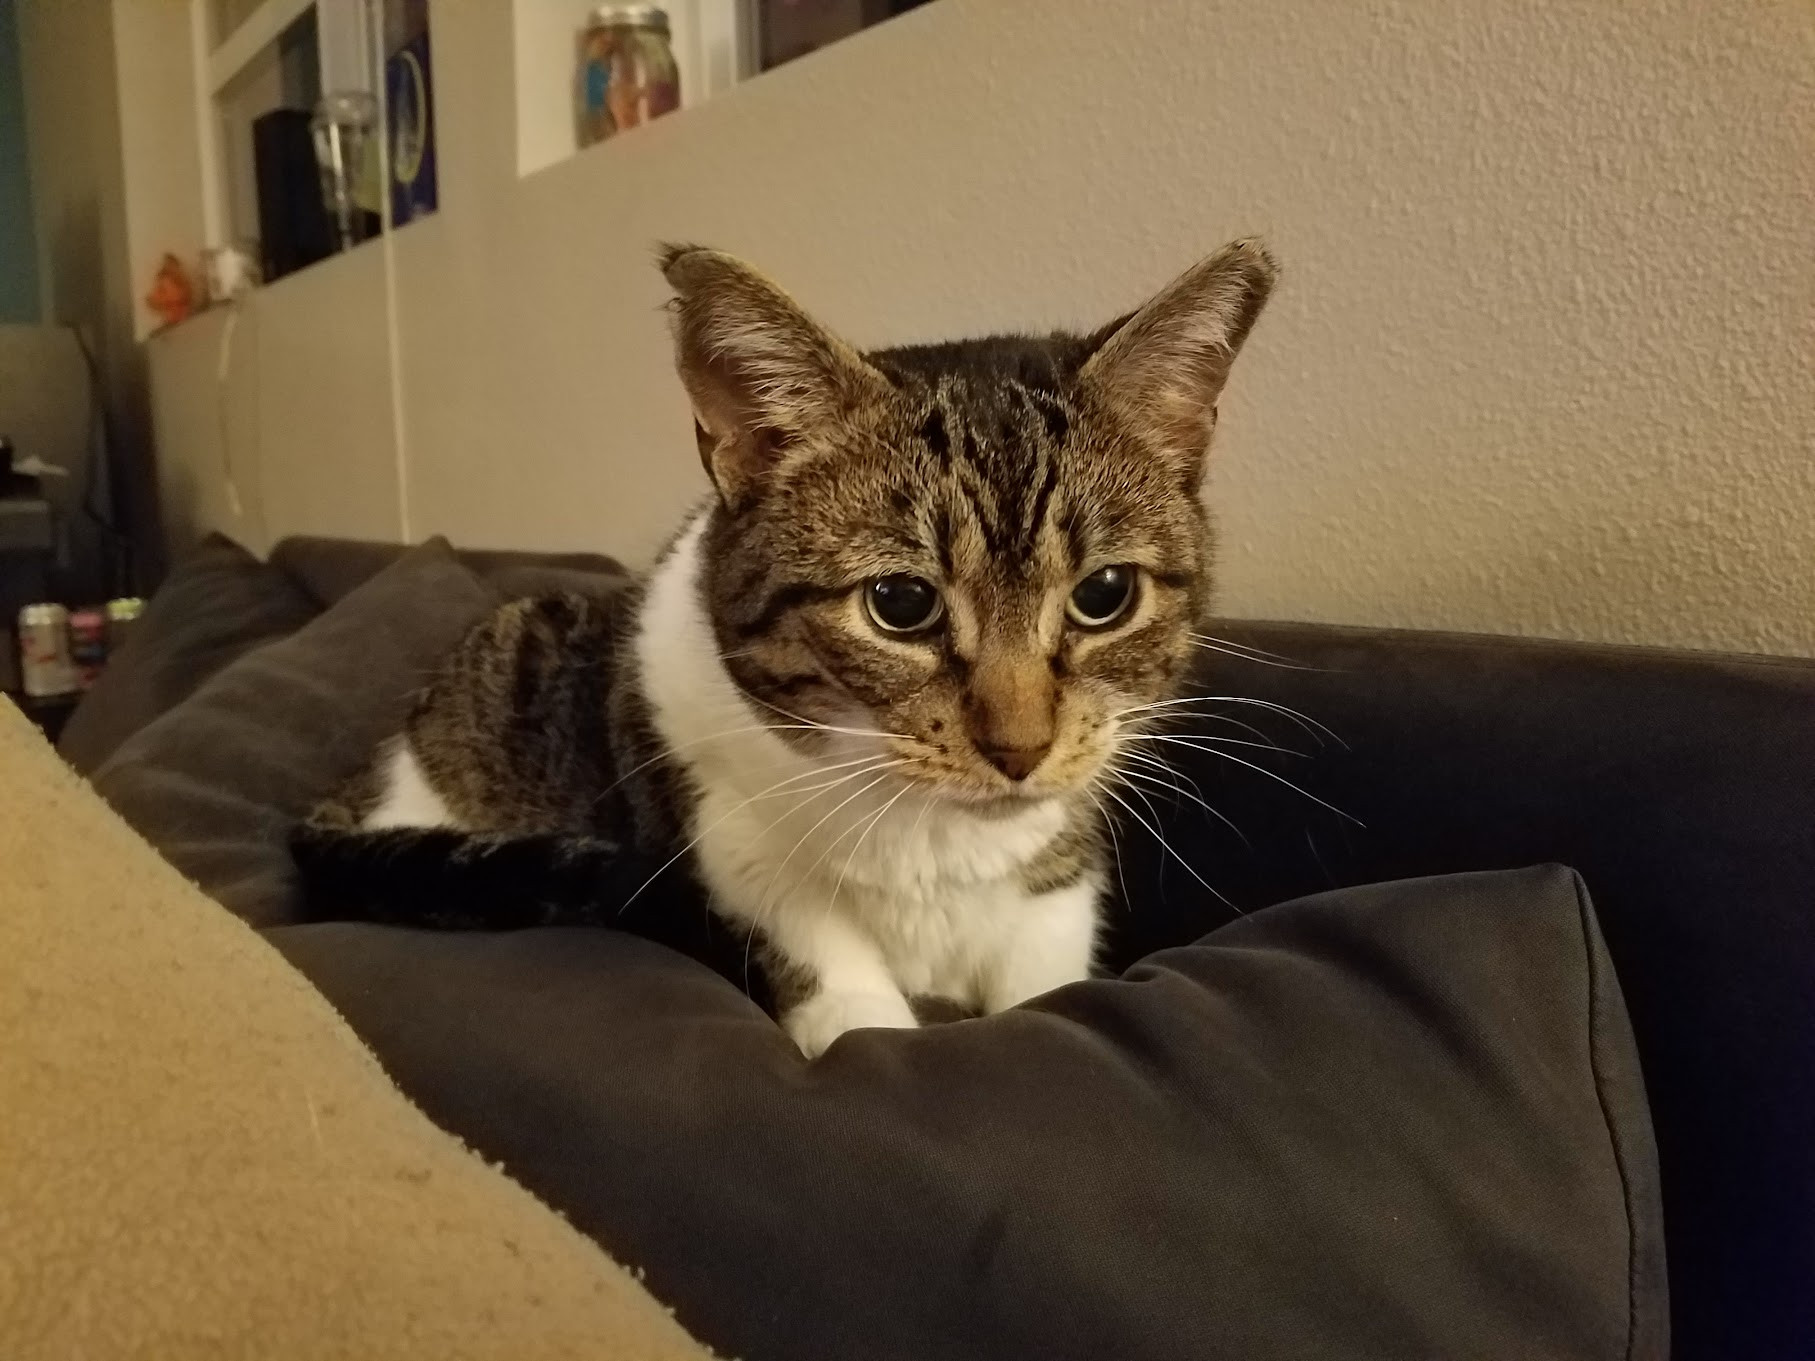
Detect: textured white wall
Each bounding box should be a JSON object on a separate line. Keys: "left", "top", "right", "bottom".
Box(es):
{"left": 149, "top": 0, "right": 1815, "bottom": 656}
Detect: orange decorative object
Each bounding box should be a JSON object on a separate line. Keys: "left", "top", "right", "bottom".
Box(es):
{"left": 144, "top": 254, "right": 196, "bottom": 328}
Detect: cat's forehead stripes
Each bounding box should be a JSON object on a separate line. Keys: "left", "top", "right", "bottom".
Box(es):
{"left": 899, "top": 369, "right": 1085, "bottom": 576}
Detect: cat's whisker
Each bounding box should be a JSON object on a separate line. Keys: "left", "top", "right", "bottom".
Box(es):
{"left": 589, "top": 721, "right": 843, "bottom": 810}
{"left": 596, "top": 747, "right": 876, "bottom": 823}
{"left": 594, "top": 724, "right": 915, "bottom": 818}
{"left": 1120, "top": 730, "right": 1307, "bottom": 759}
{"left": 768, "top": 759, "right": 906, "bottom": 813}
{"left": 1113, "top": 744, "right": 1206, "bottom": 804}
{"left": 1111, "top": 761, "right": 1191, "bottom": 822}
{"left": 1115, "top": 694, "right": 1242, "bottom": 715}
{"left": 1188, "top": 632, "right": 1320, "bottom": 670}
{"left": 1117, "top": 767, "right": 1252, "bottom": 852}
{"left": 831, "top": 783, "right": 914, "bottom": 912}
{"left": 1157, "top": 739, "right": 1364, "bottom": 826}
{"left": 1189, "top": 632, "right": 1301, "bottom": 663}
{"left": 1113, "top": 694, "right": 1277, "bottom": 724}
{"left": 1098, "top": 785, "right": 1238, "bottom": 911}
{"left": 732, "top": 686, "right": 929, "bottom": 747}
{"left": 767, "top": 802, "right": 888, "bottom": 962}
{"left": 1118, "top": 772, "right": 1170, "bottom": 843}
{"left": 1120, "top": 693, "right": 1344, "bottom": 749}
{"left": 1187, "top": 640, "right": 1316, "bottom": 671}
{"left": 616, "top": 761, "right": 900, "bottom": 916}
{"left": 1114, "top": 765, "right": 1252, "bottom": 853}
{"left": 907, "top": 784, "right": 938, "bottom": 847}
{"left": 1084, "top": 789, "right": 1133, "bottom": 911}
{"left": 734, "top": 763, "right": 904, "bottom": 985}
{"left": 765, "top": 719, "right": 929, "bottom": 746}
{"left": 620, "top": 764, "right": 896, "bottom": 921}
{"left": 1193, "top": 696, "right": 1346, "bottom": 748}
{"left": 749, "top": 766, "right": 890, "bottom": 804}
{"left": 745, "top": 769, "right": 901, "bottom": 937}
{"left": 1115, "top": 705, "right": 1277, "bottom": 746}
{"left": 746, "top": 754, "right": 902, "bottom": 800}
{"left": 793, "top": 779, "right": 907, "bottom": 906}
{"left": 1111, "top": 749, "right": 1252, "bottom": 850}
{"left": 760, "top": 723, "right": 924, "bottom": 746}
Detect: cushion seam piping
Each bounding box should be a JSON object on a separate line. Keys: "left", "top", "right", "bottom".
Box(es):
{"left": 1573, "top": 869, "right": 1641, "bottom": 1361}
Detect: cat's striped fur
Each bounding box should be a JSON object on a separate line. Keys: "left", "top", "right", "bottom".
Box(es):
{"left": 294, "top": 240, "right": 1277, "bottom": 1056}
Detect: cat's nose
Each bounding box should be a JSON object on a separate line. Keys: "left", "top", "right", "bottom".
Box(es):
{"left": 964, "top": 649, "right": 1056, "bottom": 782}
{"left": 978, "top": 742, "right": 1051, "bottom": 782}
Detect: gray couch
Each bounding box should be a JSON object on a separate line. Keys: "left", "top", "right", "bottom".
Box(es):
{"left": 62, "top": 533, "right": 1815, "bottom": 1360}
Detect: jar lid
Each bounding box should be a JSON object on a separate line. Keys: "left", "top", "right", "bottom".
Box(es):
{"left": 589, "top": 3, "right": 669, "bottom": 33}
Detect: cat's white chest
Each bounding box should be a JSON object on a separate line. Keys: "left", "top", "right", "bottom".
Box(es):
{"left": 696, "top": 778, "right": 1068, "bottom": 1000}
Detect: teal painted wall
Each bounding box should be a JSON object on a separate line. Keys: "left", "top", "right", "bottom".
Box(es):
{"left": 0, "top": 0, "right": 40, "bottom": 323}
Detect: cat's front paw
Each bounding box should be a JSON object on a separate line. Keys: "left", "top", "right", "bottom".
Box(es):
{"left": 785, "top": 988, "right": 917, "bottom": 1059}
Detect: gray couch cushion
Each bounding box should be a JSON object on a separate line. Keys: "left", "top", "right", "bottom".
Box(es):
{"left": 270, "top": 865, "right": 1666, "bottom": 1361}
{"left": 268, "top": 535, "right": 631, "bottom": 610}
{"left": 57, "top": 535, "right": 320, "bottom": 775}
{"left": 1144, "top": 621, "right": 1814, "bottom": 1361}
{"left": 91, "top": 540, "right": 500, "bottom": 927}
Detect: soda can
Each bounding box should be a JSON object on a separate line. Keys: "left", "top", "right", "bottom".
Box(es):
{"left": 18, "top": 603, "right": 77, "bottom": 698}
{"left": 69, "top": 607, "right": 108, "bottom": 689}
{"left": 106, "top": 597, "right": 145, "bottom": 653}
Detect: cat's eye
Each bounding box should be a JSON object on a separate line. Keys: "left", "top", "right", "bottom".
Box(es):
{"left": 1067, "top": 565, "right": 1138, "bottom": 629}
{"left": 864, "top": 575, "right": 944, "bottom": 635}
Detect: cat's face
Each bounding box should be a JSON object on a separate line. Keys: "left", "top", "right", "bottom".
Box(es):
{"left": 666, "top": 242, "right": 1276, "bottom": 807}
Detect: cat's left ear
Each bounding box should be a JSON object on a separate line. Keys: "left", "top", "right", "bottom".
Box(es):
{"left": 1080, "top": 238, "right": 1278, "bottom": 468}
{"left": 661, "top": 245, "right": 890, "bottom": 509}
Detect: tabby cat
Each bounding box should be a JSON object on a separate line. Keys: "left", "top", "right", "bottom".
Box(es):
{"left": 293, "top": 239, "right": 1277, "bottom": 1057}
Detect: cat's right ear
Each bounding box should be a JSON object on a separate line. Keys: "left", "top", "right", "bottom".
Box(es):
{"left": 660, "top": 245, "right": 889, "bottom": 509}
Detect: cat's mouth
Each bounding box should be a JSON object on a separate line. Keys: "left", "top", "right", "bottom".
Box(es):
{"left": 921, "top": 784, "right": 1048, "bottom": 817}
{"left": 887, "top": 761, "right": 1099, "bottom": 814}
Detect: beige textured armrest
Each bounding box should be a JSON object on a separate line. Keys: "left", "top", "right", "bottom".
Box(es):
{"left": 0, "top": 698, "right": 712, "bottom": 1360}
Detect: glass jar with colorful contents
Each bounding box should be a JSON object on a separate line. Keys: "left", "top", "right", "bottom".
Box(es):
{"left": 577, "top": 4, "right": 681, "bottom": 147}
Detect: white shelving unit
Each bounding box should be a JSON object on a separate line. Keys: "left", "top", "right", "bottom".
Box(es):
{"left": 192, "top": 0, "right": 382, "bottom": 253}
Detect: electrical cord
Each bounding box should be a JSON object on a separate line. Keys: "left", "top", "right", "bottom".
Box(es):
{"left": 68, "top": 325, "right": 133, "bottom": 596}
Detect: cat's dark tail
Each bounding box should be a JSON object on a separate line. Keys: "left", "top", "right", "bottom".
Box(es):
{"left": 288, "top": 823, "right": 768, "bottom": 998}
{"left": 290, "top": 824, "right": 657, "bottom": 930}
